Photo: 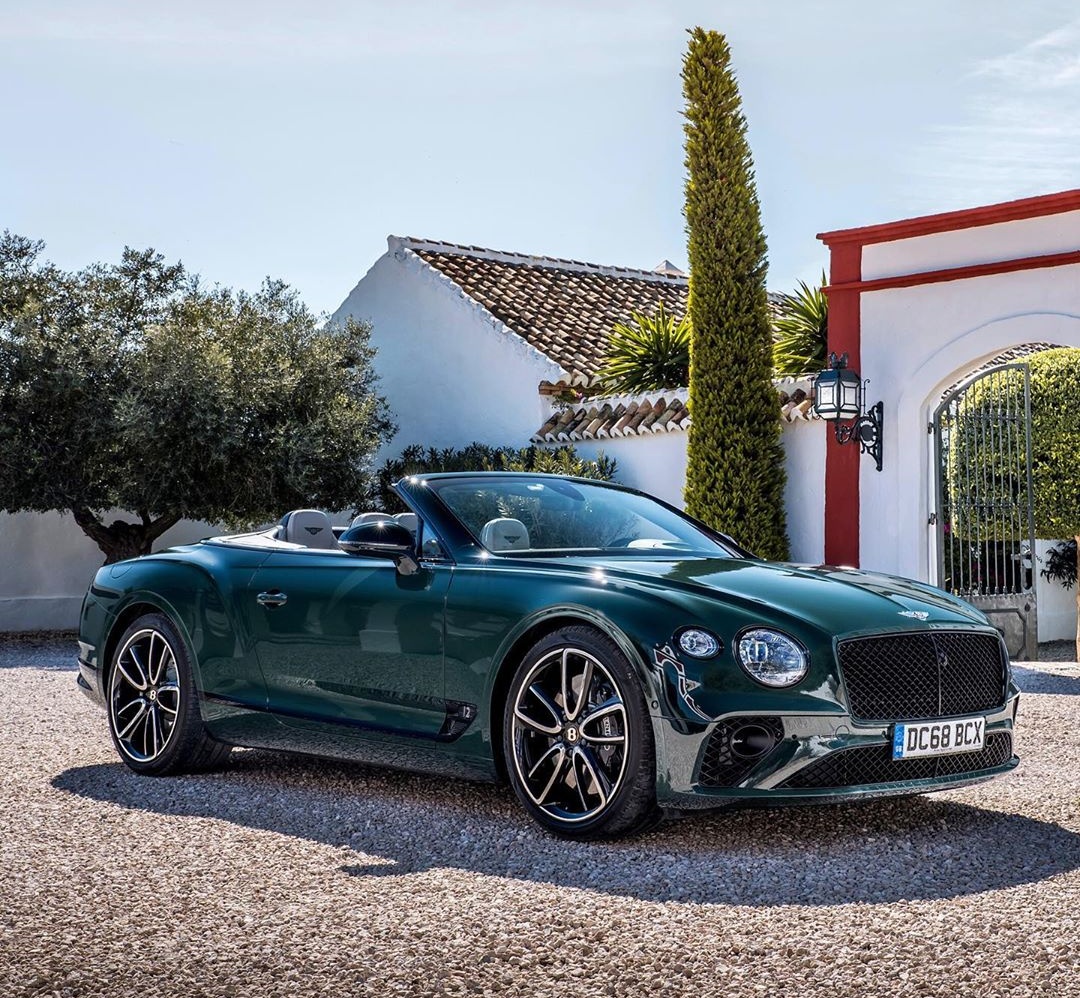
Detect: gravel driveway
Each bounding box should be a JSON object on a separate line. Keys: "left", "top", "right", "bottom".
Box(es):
{"left": 2, "top": 640, "right": 1079, "bottom": 997}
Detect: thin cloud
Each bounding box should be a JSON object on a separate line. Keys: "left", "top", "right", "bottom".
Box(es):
{"left": 906, "top": 17, "right": 1080, "bottom": 210}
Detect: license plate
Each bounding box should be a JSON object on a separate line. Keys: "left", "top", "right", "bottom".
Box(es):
{"left": 892, "top": 717, "right": 986, "bottom": 759}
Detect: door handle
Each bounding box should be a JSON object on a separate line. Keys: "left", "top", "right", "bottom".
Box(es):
{"left": 256, "top": 590, "right": 288, "bottom": 608}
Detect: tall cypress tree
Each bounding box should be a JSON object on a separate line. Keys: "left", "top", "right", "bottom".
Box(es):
{"left": 682, "top": 28, "right": 789, "bottom": 560}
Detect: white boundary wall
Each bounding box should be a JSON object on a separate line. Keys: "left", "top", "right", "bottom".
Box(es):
{"left": 1034, "top": 539, "right": 1077, "bottom": 643}
{"left": 572, "top": 419, "right": 826, "bottom": 565}
{"left": 0, "top": 512, "right": 216, "bottom": 632}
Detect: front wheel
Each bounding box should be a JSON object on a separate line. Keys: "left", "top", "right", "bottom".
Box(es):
{"left": 107, "top": 612, "right": 230, "bottom": 775}
{"left": 503, "top": 625, "right": 659, "bottom": 840}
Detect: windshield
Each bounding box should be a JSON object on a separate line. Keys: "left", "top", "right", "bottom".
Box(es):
{"left": 428, "top": 477, "right": 735, "bottom": 558}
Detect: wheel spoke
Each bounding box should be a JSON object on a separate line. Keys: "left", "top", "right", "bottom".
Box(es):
{"left": 146, "top": 633, "right": 159, "bottom": 685}
{"left": 580, "top": 696, "right": 626, "bottom": 743}
{"left": 115, "top": 698, "right": 143, "bottom": 717}
{"left": 117, "top": 655, "right": 147, "bottom": 692}
{"left": 575, "top": 745, "right": 612, "bottom": 806}
{"left": 526, "top": 745, "right": 568, "bottom": 805}
{"left": 514, "top": 682, "right": 563, "bottom": 736}
{"left": 156, "top": 683, "right": 179, "bottom": 716}
{"left": 568, "top": 658, "right": 593, "bottom": 721}
{"left": 571, "top": 752, "right": 591, "bottom": 812}
{"left": 560, "top": 648, "right": 572, "bottom": 713}
{"left": 117, "top": 701, "right": 148, "bottom": 740}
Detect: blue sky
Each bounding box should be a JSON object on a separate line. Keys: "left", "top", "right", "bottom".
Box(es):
{"left": 3, "top": 1, "right": 1078, "bottom": 314}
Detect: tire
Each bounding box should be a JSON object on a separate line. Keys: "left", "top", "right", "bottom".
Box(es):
{"left": 106, "top": 612, "right": 230, "bottom": 776}
{"left": 502, "top": 624, "right": 660, "bottom": 840}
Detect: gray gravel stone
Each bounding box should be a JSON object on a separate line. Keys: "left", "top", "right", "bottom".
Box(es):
{"left": 1, "top": 653, "right": 1078, "bottom": 997}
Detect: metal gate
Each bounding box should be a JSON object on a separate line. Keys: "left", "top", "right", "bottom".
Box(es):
{"left": 932, "top": 363, "right": 1037, "bottom": 660}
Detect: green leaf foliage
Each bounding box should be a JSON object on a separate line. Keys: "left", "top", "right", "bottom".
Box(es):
{"left": 0, "top": 232, "right": 395, "bottom": 562}
{"left": 772, "top": 273, "right": 829, "bottom": 377}
{"left": 600, "top": 301, "right": 690, "bottom": 394}
{"left": 1041, "top": 539, "right": 1076, "bottom": 591}
{"left": 948, "top": 349, "right": 1080, "bottom": 540}
{"left": 680, "top": 28, "right": 789, "bottom": 559}
{"left": 370, "top": 442, "right": 616, "bottom": 513}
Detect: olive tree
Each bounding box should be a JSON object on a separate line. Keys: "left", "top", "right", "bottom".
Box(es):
{"left": 0, "top": 233, "right": 394, "bottom": 563}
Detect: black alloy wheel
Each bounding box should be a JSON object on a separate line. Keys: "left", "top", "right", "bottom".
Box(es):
{"left": 504, "top": 625, "right": 658, "bottom": 840}
{"left": 107, "top": 612, "right": 230, "bottom": 776}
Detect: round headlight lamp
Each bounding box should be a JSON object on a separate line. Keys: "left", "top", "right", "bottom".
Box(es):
{"left": 676, "top": 627, "right": 722, "bottom": 659}
{"left": 736, "top": 628, "right": 808, "bottom": 687}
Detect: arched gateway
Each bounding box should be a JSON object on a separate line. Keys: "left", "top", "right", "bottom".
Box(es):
{"left": 818, "top": 189, "right": 1080, "bottom": 659}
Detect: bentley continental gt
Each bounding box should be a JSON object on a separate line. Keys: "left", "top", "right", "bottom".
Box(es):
{"left": 77, "top": 473, "right": 1019, "bottom": 839}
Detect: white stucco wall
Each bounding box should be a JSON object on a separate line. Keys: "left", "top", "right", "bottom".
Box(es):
{"left": 854, "top": 210, "right": 1080, "bottom": 585}
{"left": 571, "top": 432, "right": 688, "bottom": 510}
{"left": 1034, "top": 539, "right": 1078, "bottom": 642}
{"left": 332, "top": 238, "right": 564, "bottom": 457}
{"left": 0, "top": 512, "right": 217, "bottom": 632}
{"left": 782, "top": 420, "right": 826, "bottom": 565}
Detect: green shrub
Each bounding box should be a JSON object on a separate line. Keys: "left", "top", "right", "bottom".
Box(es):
{"left": 772, "top": 274, "right": 828, "bottom": 377}
{"left": 601, "top": 301, "right": 690, "bottom": 394}
{"left": 680, "top": 29, "right": 789, "bottom": 560}
{"left": 368, "top": 442, "right": 616, "bottom": 513}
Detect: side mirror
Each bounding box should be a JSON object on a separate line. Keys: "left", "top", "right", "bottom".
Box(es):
{"left": 340, "top": 521, "right": 419, "bottom": 574}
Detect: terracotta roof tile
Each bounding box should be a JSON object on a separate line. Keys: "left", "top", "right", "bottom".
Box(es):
{"left": 403, "top": 238, "right": 687, "bottom": 381}
{"left": 533, "top": 380, "right": 819, "bottom": 443}
{"left": 532, "top": 392, "right": 692, "bottom": 443}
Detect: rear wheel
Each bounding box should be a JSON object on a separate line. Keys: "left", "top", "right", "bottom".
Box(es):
{"left": 107, "top": 612, "right": 230, "bottom": 775}
{"left": 503, "top": 625, "right": 659, "bottom": 840}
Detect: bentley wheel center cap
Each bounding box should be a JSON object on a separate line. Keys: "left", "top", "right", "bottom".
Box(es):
{"left": 564, "top": 725, "right": 579, "bottom": 744}
{"left": 147, "top": 689, "right": 157, "bottom": 702}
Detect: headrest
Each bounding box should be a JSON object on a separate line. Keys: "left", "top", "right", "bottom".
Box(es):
{"left": 279, "top": 509, "right": 337, "bottom": 549}
{"left": 480, "top": 517, "right": 531, "bottom": 552}
{"left": 351, "top": 511, "right": 392, "bottom": 528}
{"left": 394, "top": 512, "right": 419, "bottom": 534}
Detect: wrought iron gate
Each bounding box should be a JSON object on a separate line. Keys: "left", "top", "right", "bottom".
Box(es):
{"left": 932, "top": 363, "right": 1037, "bottom": 660}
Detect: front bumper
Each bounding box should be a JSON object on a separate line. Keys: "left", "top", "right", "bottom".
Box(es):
{"left": 653, "top": 690, "right": 1020, "bottom": 810}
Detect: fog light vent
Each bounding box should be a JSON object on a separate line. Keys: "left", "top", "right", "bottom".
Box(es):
{"left": 698, "top": 716, "right": 785, "bottom": 787}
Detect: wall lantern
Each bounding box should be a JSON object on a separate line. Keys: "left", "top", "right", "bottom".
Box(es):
{"left": 812, "top": 352, "right": 883, "bottom": 471}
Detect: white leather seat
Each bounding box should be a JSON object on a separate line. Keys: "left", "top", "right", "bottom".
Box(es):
{"left": 351, "top": 511, "right": 392, "bottom": 528}
{"left": 480, "top": 518, "right": 531, "bottom": 552}
{"left": 394, "top": 512, "right": 419, "bottom": 534}
{"left": 279, "top": 509, "right": 337, "bottom": 549}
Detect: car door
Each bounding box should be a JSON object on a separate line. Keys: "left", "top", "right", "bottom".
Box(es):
{"left": 243, "top": 546, "right": 452, "bottom": 739}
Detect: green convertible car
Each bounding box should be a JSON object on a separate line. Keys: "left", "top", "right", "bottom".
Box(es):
{"left": 77, "top": 472, "right": 1019, "bottom": 839}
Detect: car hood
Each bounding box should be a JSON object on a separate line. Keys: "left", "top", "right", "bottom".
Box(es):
{"left": 550, "top": 556, "right": 990, "bottom": 637}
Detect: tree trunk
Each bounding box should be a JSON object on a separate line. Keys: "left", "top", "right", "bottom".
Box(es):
{"left": 72, "top": 507, "right": 182, "bottom": 565}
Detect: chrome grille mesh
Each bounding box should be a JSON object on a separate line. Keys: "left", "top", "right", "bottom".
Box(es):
{"left": 838, "top": 631, "right": 1006, "bottom": 722}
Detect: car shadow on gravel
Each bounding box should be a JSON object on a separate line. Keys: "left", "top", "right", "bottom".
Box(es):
{"left": 1013, "top": 665, "right": 1080, "bottom": 696}
{"left": 53, "top": 753, "right": 1080, "bottom": 907}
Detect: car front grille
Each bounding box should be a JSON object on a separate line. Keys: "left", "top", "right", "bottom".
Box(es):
{"left": 778, "top": 732, "right": 1013, "bottom": 790}
{"left": 837, "top": 631, "right": 1007, "bottom": 722}
{"left": 698, "top": 716, "right": 785, "bottom": 788}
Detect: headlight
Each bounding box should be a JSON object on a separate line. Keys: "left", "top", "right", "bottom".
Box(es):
{"left": 676, "top": 627, "right": 721, "bottom": 659}
{"left": 736, "top": 628, "right": 808, "bottom": 687}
